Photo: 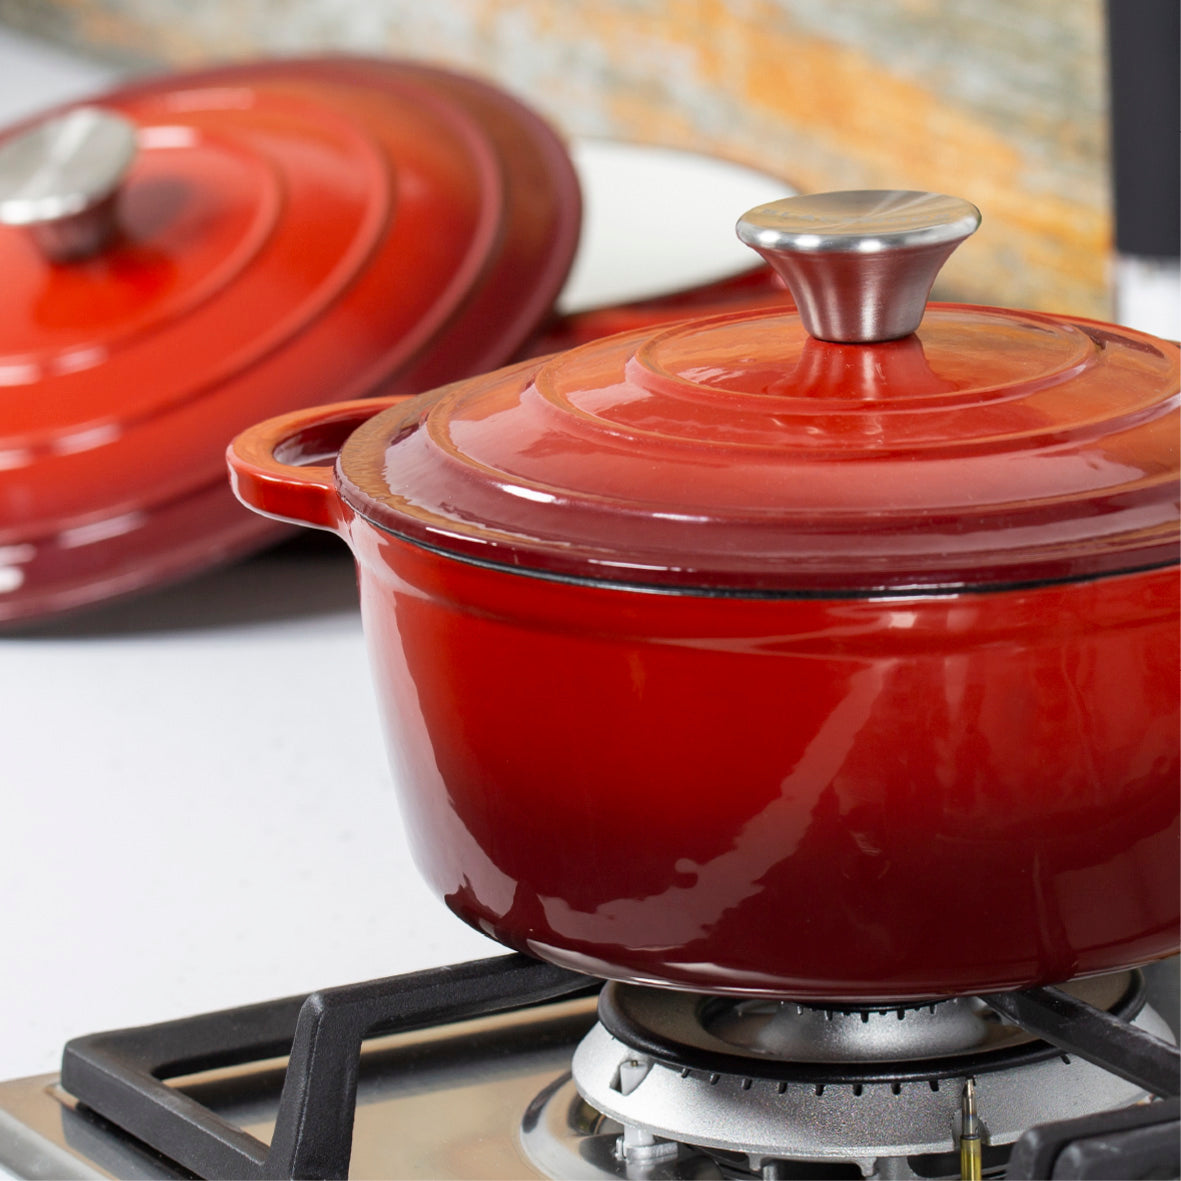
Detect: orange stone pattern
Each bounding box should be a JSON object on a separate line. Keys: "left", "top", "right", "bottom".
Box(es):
{"left": 0, "top": 0, "right": 1110, "bottom": 316}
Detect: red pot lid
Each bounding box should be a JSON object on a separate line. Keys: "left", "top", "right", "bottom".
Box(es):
{"left": 338, "top": 190, "right": 1180, "bottom": 594}
{"left": 0, "top": 57, "right": 580, "bottom": 623}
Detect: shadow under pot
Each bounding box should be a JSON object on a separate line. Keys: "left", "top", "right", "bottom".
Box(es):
{"left": 228, "top": 190, "right": 1180, "bottom": 1002}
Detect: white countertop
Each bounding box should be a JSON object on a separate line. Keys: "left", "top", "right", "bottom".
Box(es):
{"left": 2, "top": 536, "right": 502, "bottom": 1081}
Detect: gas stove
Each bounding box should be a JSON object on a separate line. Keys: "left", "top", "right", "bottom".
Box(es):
{"left": 0, "top": 954, "right": 1176, "bottom": 1180}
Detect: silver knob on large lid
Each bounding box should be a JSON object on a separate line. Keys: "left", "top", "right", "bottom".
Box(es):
{"left": 0, "top": 106, "right": 137, "bottom": 263}
{"left": 736, "top": 190, "right": 981, "bottom": 343}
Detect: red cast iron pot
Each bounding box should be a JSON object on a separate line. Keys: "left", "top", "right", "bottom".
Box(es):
{"left": 228, "top": 192, "right": 1180, "bottom": 1002}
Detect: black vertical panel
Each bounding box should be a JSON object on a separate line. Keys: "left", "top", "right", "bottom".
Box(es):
{"left": 1105, "top": 0, "right": 1181, "bottom": 256}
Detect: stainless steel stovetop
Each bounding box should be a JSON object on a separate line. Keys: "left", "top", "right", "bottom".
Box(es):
{"left": 0, "top": 996, "right": 595, "bottom": 1180}
{"left": 0, "top": 956, "right": 1177, "bottom": 1181}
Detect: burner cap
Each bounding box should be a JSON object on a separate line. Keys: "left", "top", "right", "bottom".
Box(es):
{"left": 595, "top": 973, "right": 1142, "bottom": 1084}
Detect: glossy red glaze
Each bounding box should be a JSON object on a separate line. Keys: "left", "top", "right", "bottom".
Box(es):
{"left": 353, "top": 528, "right": 1178, "bottom": 1000}
{"left": 0, "top": 58, "right": 580, "bottom": 623}
{"left": 337, "top": 305, "right": 1180, "bottom": 593}
{"left": 227, "top": 382, "right": 1180, "bottom": 999}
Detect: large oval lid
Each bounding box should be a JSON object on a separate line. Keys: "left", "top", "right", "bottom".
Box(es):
{"left": 0, "top": 56, "right": 579, "bottom": 455}
{"left": 338, "top": 191, "right": 1180, "bottom": 594}
{"left": 0, "top": 56, "right": 580, "bottom": 623}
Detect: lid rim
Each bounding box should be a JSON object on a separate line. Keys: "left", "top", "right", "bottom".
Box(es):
{"left": 352, "top": 508, "right": 1180, "bottom": 600}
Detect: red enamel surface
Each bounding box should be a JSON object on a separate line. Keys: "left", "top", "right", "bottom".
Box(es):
{"left": 351, "top": 525, "right": 1179, "bottom": 999}
{"left": 0, "top": 57, "right": 580, "bottom": 623}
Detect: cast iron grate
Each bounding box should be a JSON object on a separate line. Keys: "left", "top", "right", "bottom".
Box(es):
{"left": 60, "top": 956, "right": 1180, "bottom": 1180}
{"left": 61, "top": 952, "right": 598, "bottom": 1179}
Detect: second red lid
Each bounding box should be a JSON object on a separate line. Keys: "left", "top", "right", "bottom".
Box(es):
{"left": 0, "top": 56, "right": 581, "bottom": 622}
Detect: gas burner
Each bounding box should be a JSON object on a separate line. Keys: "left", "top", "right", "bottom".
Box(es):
{"left": 590, "top": 974, "right": 1138, "bottom": 1081}
{"left": 521, "top": 971, "right": 1174, "bottom": 1180}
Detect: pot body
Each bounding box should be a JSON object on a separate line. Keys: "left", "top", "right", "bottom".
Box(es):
{"left": 350, "top": 519, "right": 1179, "bottom": 1001}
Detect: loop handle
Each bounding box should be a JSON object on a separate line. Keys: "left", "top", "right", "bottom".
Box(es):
{"left": 227, "top": 397, "right": 409, "bottom": 534}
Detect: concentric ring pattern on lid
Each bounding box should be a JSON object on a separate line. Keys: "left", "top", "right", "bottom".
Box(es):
{"left": 0, "top": 57, "right": 581, "bottom": 623}
{"left": 337, "top": 191, "right": 1180, "bottom": 595}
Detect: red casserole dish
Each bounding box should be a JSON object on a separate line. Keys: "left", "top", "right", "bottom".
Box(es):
{"left": 228, "top": 191, "right": 1180, "bottom": 1001}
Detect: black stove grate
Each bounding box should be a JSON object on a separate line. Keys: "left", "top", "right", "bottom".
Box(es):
{"left": 60, "top": 953, "right": 598, "bottom": 1180}
{"left": 1007, "top": 1096, "right": 1180, "bottom": 1181}
{"left": 980, "top": 982, "right": 1180, "bottom": 1100}
{"left": 60, "top": 956, "right": 1180, "bottom": 1181}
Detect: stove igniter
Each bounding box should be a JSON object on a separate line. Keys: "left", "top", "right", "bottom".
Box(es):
{"left": 613, "top": 1056, "right": 679, "bottom": 1165}
{"left": 528, "top": 972, "right": 1174, "bottom": 1180}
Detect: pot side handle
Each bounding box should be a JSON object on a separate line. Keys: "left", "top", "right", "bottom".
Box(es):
{"left": 227, "top": 397, "right": 408, "bottom": 533}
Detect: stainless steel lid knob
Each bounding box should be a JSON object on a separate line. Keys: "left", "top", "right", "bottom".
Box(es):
{"left": 736, "top": 190, "right": 981, "bottom": 343}
{"left": 0, "top": 106, "right": 137, "bottom": 263}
